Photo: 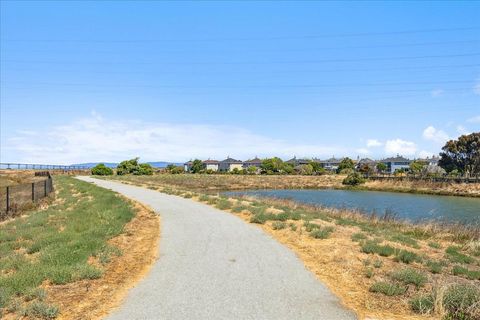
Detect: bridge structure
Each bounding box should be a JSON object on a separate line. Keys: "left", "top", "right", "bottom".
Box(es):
{"left": 0, "top": 162, "right": 89, "bottom": 171}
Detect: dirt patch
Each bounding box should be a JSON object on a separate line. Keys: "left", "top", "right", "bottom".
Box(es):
{"left": 44, "top": 201, "right": 160, "bottom": 320}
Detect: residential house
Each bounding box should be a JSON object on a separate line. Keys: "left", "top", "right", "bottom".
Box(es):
{"left": 203, "top": 159, "right": 219, "bottom": 171}
{"left": 286, "top": 156, "right": 311, "bottom": 167}
{"left": 243, "top": 157, "right": 263, "bottom": 169}
{"left": 356, "top": 158, "right": 377, "bottom": 172}
{"left": 184, "top": 161, "right": 193, "bottom": 172}
{"left": 417, "top": 155, "right": 440, "bottom": 166}
{"left": 219, "top": 157, "right": 243, "bottom": 172}
{"left": 381, "top": 155, "right": 411, "bottom": 174}
{"left": 318, "top": 157, "right": 344, "bottom": 171}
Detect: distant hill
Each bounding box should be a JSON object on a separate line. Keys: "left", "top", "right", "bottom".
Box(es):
{"left": 71, "top": 161, "right": 183, "bottom": 169}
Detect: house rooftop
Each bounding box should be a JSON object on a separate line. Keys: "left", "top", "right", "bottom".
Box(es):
{"left": 203, "top": 159, "right": 220, "bottom": 164}
{"left": 382, "top": 155, "right": 410, "bottom": 162}
{"left": 221, "top": 157, "right": 243, "bottom": 164}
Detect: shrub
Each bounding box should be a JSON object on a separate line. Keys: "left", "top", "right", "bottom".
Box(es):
{"left": 342, "top": 172, "right": 366, "bottom": 186}
{"left": 91, "top": 163, "right": 113, "bottom": 176}
{"left": 394, "top": 249, "right": 421, "bottom": 264}
{"left": 410, "top": 295, "right": 434, "bottom": 314}
{"left": 443, "top": 284, "right": 480, "bottom": 320}
{"left": 116, "top": 158, "right": 153, "bottom": 175}
{"left": 369, "top": 282, "right": 406, "bottom": 296}
{"left": 365, "top": 267, "right": 374, "bottom": 278}
{"left": 445, "top": 246, "right": 474, "bottom": 264}
{"left": 271, "top": 212, "right": 290, "bottom": 221}
{"left": 373, "top": 259, "right": 383, "bottom": 268}
{"left": 391, "top": 268, "right": 428, "bottom": 287}
{"left": 272, "top": 221, "right": 286, "bottom": 230}
{"left": 198, "top": 195, "right": 210, "bottom": 202}
{"left": 289, "top": 223, "right": 297, "bottom": 231}
{"left": 310, "top": 226, "right": 334, "bottom": 239}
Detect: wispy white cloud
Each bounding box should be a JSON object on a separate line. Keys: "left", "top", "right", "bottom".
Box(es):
{"left": 457, "top": 125, "right": 470, "bottom": 135}
{"left": 467, "top": 115, "right": 480, "bottom": 123}
{"left": 366, "top": 139, "right": 383, "bottom": 148}
{"left": 384, "top": 139, "right": 417, "bottom": 156}
{"left": 422, "top": 126, "right": 450, "bottom": 144}
{"left": 5, "top": 114, "right": 346, "bottom": 164}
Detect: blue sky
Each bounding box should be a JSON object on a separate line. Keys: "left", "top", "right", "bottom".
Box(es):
{"left": 1, "top": 1, "right": 479, "bottom": 164}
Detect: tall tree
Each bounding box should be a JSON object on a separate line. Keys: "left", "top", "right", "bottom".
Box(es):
{"left": 190, "top": 159, "right": 204, "bottom": 173}
{"left": 438, "top": 132, "right": 480, "bottom": 177}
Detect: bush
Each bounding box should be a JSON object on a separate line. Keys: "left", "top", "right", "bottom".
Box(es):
{"left": 425, "top": 260, "right": 444, "bottom": 274}
{"left": 91, "top": 163, "right": 113, "bottom": 176}
{"left": 270, "top": 212, "right": 290, "bottom": 221}
{"left": 250, "top": 214, "right": 268, "bottom": 224}
{"left": 25, "top": 301, "right": 59, "bottom": 319}
{"left": 342, "top": 172, "right": 366, "bottom": 186}
{"left": 391, "top": 268, "right": 427, "bottom": 287}
{"left": 369, "top": 282, "right": 406, "bottom": 296}
{"left": 215, "top": 199, "right": 232, "bottom": 210}
{"left": 410, "top": 295, "right": 434, "bottom": 314}
{"left": 116, "top": 158, "right": 153, "bottom": 175}
{"left": 443, "top": 284, "right": 480, "bottom": 320}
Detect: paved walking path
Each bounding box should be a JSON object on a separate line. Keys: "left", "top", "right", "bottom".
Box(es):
{"left": 78, "top": 177, "right": 356, "bottom": 320}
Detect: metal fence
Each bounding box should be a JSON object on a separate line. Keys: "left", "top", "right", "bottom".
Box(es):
{"left": 0, "top": 173, "right": 54, "bottom": 220}
{"left": 0, "top": 162, "right": 88, "bottom": 171}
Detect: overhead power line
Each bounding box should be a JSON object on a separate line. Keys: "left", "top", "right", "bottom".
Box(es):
{"left": 3, "top": 52, "right": 480, "bottom": 65}
{"left": 3, "top": 26, "right": 480, "bottom": 43}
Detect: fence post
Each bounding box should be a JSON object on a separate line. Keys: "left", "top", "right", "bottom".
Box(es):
{"left": 6, "top": 186, "right": 10, "bottom": 213}
{"left": 32, "top": 183, "right": 35, "bottom": 202}
{"left": 44, "top": 180, "right": 47, "bottom": 197}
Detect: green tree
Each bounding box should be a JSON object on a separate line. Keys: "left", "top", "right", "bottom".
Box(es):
{"left": 295, "top": 164, "right": 314, "bottom": 175}
{"left": 136, "top": 163, "right": 154, "bottom": 175}
{"left": 91, "top": 163, "right": 113, "bottom": 176}
{"left": 439, "top": 132, "right": 480, "bottom": 177}
{"left": 309, "top": 161, "right": 325, "bottom": 175}
{"left": 247, "top": 166, "right": 258, "bottom": 175}
{"left": 117, "top": 158, "right": 140, "bottom": 175}
{"left": 190, "top": 159, "right": 204, "bottom": 173}
{"left": 336, "top": 157, "right": 355, "bottom": 174}
{"left": 261, "top": 157, "right": 284, "bottom": 173}
{"left": 409, "top": 160, "right": 426, "bottom": 175}
{"left": 376, "top": 162, "right": 387, "bottom": 173}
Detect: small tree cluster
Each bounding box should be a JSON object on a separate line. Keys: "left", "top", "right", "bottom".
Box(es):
{"left": 91, "top": 163, "right": 113, "bottom": 176}
{"left": 116, "top": 158, "right": 154, "bottom": 175}
{"left": 342, "top": 172, "right": 366, "bottom": 186}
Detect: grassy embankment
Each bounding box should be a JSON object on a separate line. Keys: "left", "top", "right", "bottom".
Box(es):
{"left": 106, "top": 174, "right": 480, "bottom": 320}
{"left": 102, "top": 173, "right": 480, "bottom": 197}
{"left": 0, "top": 176, "right": 159, "bottom": 319}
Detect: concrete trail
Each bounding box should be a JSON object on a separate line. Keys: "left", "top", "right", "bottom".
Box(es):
{"left": 77, "top": 177, "right": 356, "bottom": 320}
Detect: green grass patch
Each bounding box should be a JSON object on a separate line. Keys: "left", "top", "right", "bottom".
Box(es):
{"left": 389, "top": 234, "right": 420, "bottom": 249}
{"left": 351, "top": 232, "right": 367, "bottom": 242}
{"left": 409, "top": 295, "right": 434, "bottom": 314}
{"left": 443, "top": 284, "right": 480, "bottom": 320}
{"left": 445, "top": 246, "right": 474, "bottom": 264}
{"left": 271, "top": 221, "right": 287, "bottom": 230}
{"left": 309, "top": 226, "right": 334, "bottom": 239}
{"left": 215, "top": 199, "right": 232, "bottom": 210}
{"left": 0, "top": 176, "right": 136, "bottom": 315}
{"left": 390, "top": 268, "right": 428, "bottom": 287}
{"left": 425, "top": 260, "right": 445, "bottom": 274}
{"left": 428, "top": 241, "right": 441, "bottom": 249}
{"left": 369, "top": 281, "right": 406, "bottom": 296}
{"left": 361, "top": 240, "right": 395, "bottom": 257}
{"left": 394, "top": 249, "right": 421, "bottom": 264}
{"left": 452, "top": 266, "right": 480, "bottom": 280}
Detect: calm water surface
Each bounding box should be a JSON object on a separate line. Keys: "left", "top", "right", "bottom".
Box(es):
{"left": 225, "top": 189, "right": 480, "bottom": 224}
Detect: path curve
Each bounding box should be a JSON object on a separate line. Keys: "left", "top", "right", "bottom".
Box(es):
{"left": 78, "top": 177, "right": 356, "bottom": 320}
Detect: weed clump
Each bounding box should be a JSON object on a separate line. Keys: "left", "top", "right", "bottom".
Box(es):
{"left": 445, "top": 246, "right": 474, "bottom": 264}
{"left": 310, "top": 226, "right": 334, "bottom": 239}
{"left": 443, "top": 284, "right": 480, "bottom": 320}
{"left": 394, "top": 249, "right": 421, "bottom": 264}
{"left": 390, "top": 268, "right": 427, "bottom": 288}
{"left": 452, "top": 266, "right": 480, "bottom": 280}
{"left": 369, "top": 282, "right": 406, "bottom": 296}
{"left": 361, "top": 241, "right": 395, "bottom": 257}
{"left": 272, "top": 221, "right": 287, "bottom": 230}
{"left": 409, "top": 295, "right": 434, "bottom": 314}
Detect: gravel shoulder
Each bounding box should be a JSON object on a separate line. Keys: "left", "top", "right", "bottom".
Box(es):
{"left": 77, "top": 177, "right": 356, "bottom": 320}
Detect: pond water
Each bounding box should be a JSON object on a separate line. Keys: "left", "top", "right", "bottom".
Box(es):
{"left": 224, "top": 189, "right": 480, "bottom": 224}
